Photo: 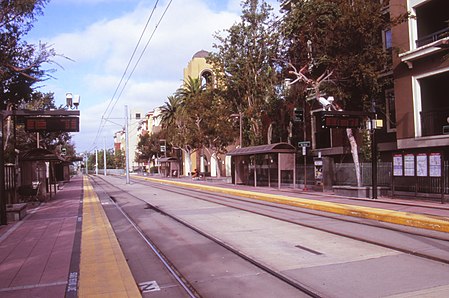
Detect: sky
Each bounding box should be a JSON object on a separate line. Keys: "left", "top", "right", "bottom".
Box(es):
{"left": 27, "top": 0, "right": 278, "bottom": 153}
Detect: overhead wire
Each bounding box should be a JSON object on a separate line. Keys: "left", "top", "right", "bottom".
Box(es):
{"left": 90, "top": 0, "right": 172, "bottom": 151}
{"left": 108, "top": 0, "right": 174, "bottom": 117}
{"left": 90, "top": 0, "right": 160, "bottom": 151}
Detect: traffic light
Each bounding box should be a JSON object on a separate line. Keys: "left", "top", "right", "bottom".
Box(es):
{"left": 293, "top": 108, "right": 304, "bottom": 122}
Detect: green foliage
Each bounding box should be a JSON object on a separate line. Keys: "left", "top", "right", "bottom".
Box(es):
{"left": 280, "top": 0, "right": 396, "bottom": 110}
{"left": 209, "top": 0, "right": 282, "bottom": 146}
{"left": 0, "top": 0, "right": 57, "bottom": 110}
{"left": 136, "top": 131, "right": 163, "bottom": 162}
{"left": 87, "top": 148, "right": 117, "bottom": 171}
{"left": 114, "top": 149, "right": 125, "bottom": 169}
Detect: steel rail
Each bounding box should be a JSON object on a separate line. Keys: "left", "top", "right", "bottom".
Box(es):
{"left": 91, "top": 175, "right": 322, "bottom": 298}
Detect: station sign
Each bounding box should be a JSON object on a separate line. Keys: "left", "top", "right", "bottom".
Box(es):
{"left": 25, "top": 116, "right": 80, "bottom": 132}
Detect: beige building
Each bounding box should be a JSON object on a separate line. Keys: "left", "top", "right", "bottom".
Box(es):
{"left": 181, "top": 50, "right": 232, "bottom": 177}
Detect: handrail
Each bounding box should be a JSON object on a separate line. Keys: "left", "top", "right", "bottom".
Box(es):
{"left": 416, "top": 27, "right": 449, "bottom": 48}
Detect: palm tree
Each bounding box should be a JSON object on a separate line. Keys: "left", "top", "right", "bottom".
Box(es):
{"left": 176, "top": 76, "right": 203, "bottom": 101}
{"left": 160, "top": 95, "right": 183, "bottom": 128}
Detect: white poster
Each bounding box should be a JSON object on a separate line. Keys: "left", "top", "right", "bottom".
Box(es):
{"left": 404, "top": 154, "right": 415, "bottom": 176}
{"left": 393, "top": 154, "right": 403, "bottom": 176}
{"left": 416, "top": 154, "right": 427, "bottom": 177}
{"left": 429, "top": 153, "right": 442, "bottom": 177}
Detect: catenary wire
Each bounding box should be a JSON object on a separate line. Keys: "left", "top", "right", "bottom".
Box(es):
{"left": 89, "top": 0, "right": 163, "bottom": 151}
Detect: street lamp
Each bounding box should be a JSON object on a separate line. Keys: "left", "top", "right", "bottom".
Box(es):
{"left": 66, "top": 93, "right": 80, "bottom": 109}
{"left": 230, "top": 112, "right": 243, "bottom": 148}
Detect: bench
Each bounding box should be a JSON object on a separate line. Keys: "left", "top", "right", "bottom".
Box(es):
{"left": 6, "top": 203, "right": 28, "bottom": 221}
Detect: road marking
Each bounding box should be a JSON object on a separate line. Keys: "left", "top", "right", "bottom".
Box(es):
{"left": 295, "top": 244, "right": 323, "bottom": 255}
{"left": 139, "top": 281, "right": 161, "bottom": 293}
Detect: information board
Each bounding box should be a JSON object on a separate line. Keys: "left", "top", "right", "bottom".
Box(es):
{"left": 404, "top": 154, "right": 415, "bottom": 176}
{"left": 416, "top": 154, "right": 428, "bottom": 177}
{"left": 393, "top": 154, "right": 403, "bottom": 176}
{"left": 429, "top": 153, "right": 442, "bottom": 177}
{"left": 25, "top": 116, "right": 79, "bottom": 132}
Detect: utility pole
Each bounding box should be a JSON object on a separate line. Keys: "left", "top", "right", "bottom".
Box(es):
{"left": 95, "top": 149, "right": 98, "bottom": 175}
{"left": 371, "top": 100, "right": 378, "bottom": 199}
{"left": 104, "top": 138, "right": 107, "bottom": 176}
{"left": 0, "top": 115, "right": 6, "bottom": 225}
{"left": 125, "top": 105, "right": 130, "bottom": 184}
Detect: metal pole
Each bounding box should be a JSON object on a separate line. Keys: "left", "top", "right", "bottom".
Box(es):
{"left": 0, "top": 115, "right": 7, "bottom": 225}
{"left": 104, "top": 138, "right": 107, "bottom": 176}
{"left": 95, "top": 149, "right": 98, "bottom": 175}
{"left": 125, "top": 105, "right": 130, "bottom": 184}
{"left": 371, "top": 100, "right": 378, "bottom": 199}
{"left": 303, "top": 109, "right": 308, "bottom": 191}
{"left": 371, "top": 127, "right": 378, "bottom": 199}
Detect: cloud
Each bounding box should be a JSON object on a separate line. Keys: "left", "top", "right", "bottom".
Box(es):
{"left": 35, "top": 0, "right": 243, "bottom": 151}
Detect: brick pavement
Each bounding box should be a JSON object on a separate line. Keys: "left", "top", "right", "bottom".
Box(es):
{"left": 0, "top": 176, "right": 82, "bottom": 297}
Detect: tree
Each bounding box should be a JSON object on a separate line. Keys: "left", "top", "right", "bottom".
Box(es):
{"left": 201, "top": 89, "right": 237, "bottom": 177}
{"left": 114, "top": 149, "right": 125, "bottom": 169}
{"left": 160, "top": 91, "right": 199, "bottom": 175}
{"left": 209, "top": 0, "right": 282, "bottom": 146}
{"left": 280, "top": 0, "right": 395, "bottom": 108}
{"left": 280, "top": 0, "right": 407, "bottom": 186}
{"left": 1, "top": 0, "right": 56, "bottom": 111}
{"left": 88, "top": 149, "right": 116, "bottom": 171}
{"left": 136, "top": 130, "right": 163, "bottom": 163}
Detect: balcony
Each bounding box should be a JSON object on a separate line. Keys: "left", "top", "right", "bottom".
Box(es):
{"left": 416, "top": 27, "right": 449, "bottom": 48}
{"left": 420, "top": 108, "right": 449, "bottom": 137}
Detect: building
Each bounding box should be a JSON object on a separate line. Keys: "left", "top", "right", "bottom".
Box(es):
{"left": 390, "top": 0, "right": 449, "bottom": 196}
{"left": 180, "top": 50, "right": 230, "bottom": 177}
{"left": 112, "top": 107, "right": 145, "bottom": 172}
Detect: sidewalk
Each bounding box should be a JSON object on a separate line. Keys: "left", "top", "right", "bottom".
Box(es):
{"left": 0, "top": 176, "right": 82, "bottom": 297}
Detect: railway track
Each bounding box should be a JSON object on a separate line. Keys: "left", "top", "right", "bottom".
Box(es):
{"left": 90, "top": 175, "right": 318, "bottom": 297}
{"left": 130, "top": 175, "right": 449, "bottom": 263}
{"left": 89, "top": 175, "right": 449, "bottom": 297}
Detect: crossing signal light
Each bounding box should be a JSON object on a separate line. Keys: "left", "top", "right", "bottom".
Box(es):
{"left": 293, "top": 108, "right": 304, "bottom": 122}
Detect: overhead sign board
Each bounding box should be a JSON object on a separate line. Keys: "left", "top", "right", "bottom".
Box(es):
{"left": 323, "top": 115, "right": 362, "bottom": 129}
{"left": 25, "top": 116, "right": 80, "bottom": 132}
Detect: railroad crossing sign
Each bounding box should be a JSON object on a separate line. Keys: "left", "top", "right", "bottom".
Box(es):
{"left": 298, "top": 141, "right": 311, "bottom": 148}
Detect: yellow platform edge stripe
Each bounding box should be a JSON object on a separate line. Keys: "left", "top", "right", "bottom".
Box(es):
{"left": 136, "top": 176, "right": 449, "bottom": 233}
{"left": 79, "top": 176, "right": 141, "bottom": 297}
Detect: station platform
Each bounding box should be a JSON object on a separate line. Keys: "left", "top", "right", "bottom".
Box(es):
{"left": 0, "top": 174, "right": 448, "bottom": 297}
{"left": 0, "top": 175, "right": 141, "bottom": 297}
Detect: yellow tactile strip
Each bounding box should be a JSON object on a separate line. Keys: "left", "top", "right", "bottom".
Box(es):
{"left": 137, "top": 176, "right": 449, "bottom": 233}
{"left": 79, "top": 176, "right": 141, "bottom": 297}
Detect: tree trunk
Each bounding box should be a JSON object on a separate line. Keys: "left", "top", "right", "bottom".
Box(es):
{"left": 346, "top": 128, "right": 362, "bottom": 187}
{"left": 212, "top": 152, "right": 222, "bottom": 178}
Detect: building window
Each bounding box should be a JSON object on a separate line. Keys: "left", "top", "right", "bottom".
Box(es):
{"left": 383, "top": 29, "right": 392, "bottom": 50}
{"left": 135, "top": 113, "right": 141, "bottom": 120}
{"left": 200, "top": 70, "right": 214, "bottom": 89}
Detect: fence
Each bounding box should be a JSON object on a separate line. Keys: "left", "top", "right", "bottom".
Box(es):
{"left": 334, "top": 162, "right": 392, "bottom": 187}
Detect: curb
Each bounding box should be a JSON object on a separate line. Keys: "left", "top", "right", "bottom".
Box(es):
{"left": 137, "top": 176, "right": 449, "bottom": 233}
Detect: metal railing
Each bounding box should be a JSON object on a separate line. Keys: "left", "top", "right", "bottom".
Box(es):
{"left": 420, "top": 108, "right": 449, "bottom": 137}
{"left": 416, "top": 27, "right": 449, "bottom": 48}
{"left": 333, "top": 162, "right": 391, "bottom": 187}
